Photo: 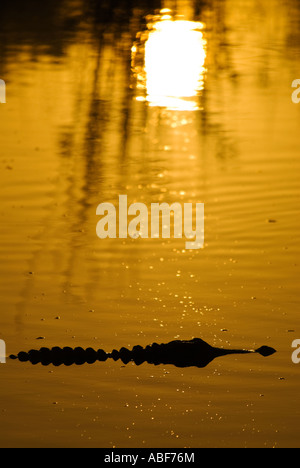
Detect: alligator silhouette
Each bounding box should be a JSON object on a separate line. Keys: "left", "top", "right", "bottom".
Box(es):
{"left": 9, "top": 338, "right": 276, "bottom": 369}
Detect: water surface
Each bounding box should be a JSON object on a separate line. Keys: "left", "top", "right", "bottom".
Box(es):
{"left": 0, "top": 0, "right": 300, "bottom": 448}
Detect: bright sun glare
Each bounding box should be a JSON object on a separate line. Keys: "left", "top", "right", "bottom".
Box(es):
{"left": 134, "top": 16, "right": 207, "bottom": 111}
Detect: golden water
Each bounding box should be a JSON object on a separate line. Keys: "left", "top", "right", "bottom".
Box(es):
{"left": 0, "top": 0, "right": 300, "bottom": 448}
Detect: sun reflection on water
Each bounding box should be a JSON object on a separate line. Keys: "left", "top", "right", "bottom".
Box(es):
{"left": 132, "top": 10, "right": 207, "bottom": 111}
